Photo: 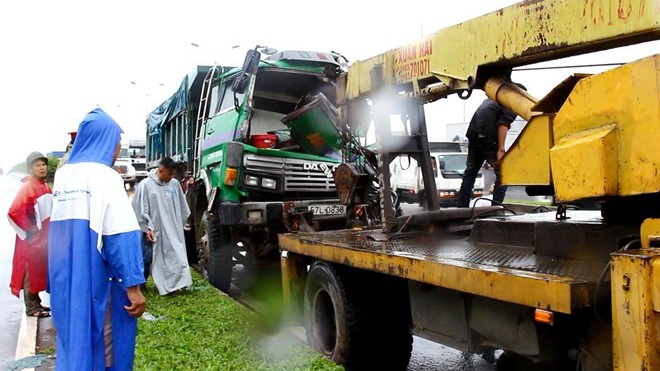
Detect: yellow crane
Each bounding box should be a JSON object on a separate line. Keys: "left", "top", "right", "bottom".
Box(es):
{"left": 280, "top": 1, "right": 660, "bottom": 370}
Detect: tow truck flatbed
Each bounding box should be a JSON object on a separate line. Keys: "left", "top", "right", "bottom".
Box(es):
{"left": 280, "top": 210, "right": 636, "bottom": 314}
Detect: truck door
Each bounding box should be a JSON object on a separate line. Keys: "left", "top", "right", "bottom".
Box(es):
{"left": 203, "top": 76, "right": 253, "bottom": 148}
{"left": 201, "top": 49, "right": 262, "bottom": 160}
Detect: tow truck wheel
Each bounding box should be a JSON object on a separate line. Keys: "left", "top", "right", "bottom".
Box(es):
{"left": 304, "top": 262, "right": 412, "bottom": 371}
{"left": 200, "top": 212, "right": 232, "bottom": 293}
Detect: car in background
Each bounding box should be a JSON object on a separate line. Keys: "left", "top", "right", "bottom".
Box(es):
{"left": 128, "top": 139, "right": 147, "bottom": 182}
{"left": 114, "top": 147, "right": 137, "bottom": 188}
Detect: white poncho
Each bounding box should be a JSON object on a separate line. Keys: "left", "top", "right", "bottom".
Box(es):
{"left": 132, "top": 170, "right": 192, "bottom": 295}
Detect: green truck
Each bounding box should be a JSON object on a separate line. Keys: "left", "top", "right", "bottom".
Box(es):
{"left": 146, "top": 47, "right": 349, "bottom": 293}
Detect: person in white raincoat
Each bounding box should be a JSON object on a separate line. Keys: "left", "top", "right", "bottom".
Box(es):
{"left": 131, "top": 157, "right": 192, "bottom": 295}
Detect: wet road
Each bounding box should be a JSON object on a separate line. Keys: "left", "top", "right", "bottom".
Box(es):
{"left": 409, "top": 337, "right": 497, "bottom": 371}
{"left": 0, "top": 175, "right": 24, "bottom": 370}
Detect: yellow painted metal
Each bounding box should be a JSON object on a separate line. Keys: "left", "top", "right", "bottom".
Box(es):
{"left": 551, "top": 55, "right": 660, "bottom": 201}
{"left": 347, "top": 0, "right": 660, "bottom": 99}
{"left": 550, "top": 125, "right": 618, "bottom": 202}
{"left": 641, "top": 218, "right": 660, "bottom": 248}
{"left": 483, "top": 77, "right": 538, "bottom": 121}
{"left": 501, "top": 114, "right": 553, "bottom": 186}
{"left": 279, "top": 234, "right": 590, "bottom": 314}
{"left": 611, "top": 249, "right": 660, "bottom": 371}
{"left": 280, "top": 251, "right": 307, "bottom": 319}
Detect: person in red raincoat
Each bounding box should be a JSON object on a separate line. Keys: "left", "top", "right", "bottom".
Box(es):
{"left": 7, "top": 151, "right": 52, "bottom": 317}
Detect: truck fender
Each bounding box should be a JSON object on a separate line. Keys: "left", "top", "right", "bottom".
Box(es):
{"left": 199, "top": 169, "right": 212, "bottom": 198}
{"left": 207, "top": 187, "right": 218, "bottom": 212}
{"left": 198, "top": 169, "right": 219, "bottom": 212}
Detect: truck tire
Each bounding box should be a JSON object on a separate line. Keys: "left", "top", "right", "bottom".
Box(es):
{"left": 184, "top": 227, "right": 197, "bottom": 266}
{"left": 201, "top": 212, "right": 233, "bottom": 293}
{"left": 304, "top": 262, "right": 412, "bottom": 371}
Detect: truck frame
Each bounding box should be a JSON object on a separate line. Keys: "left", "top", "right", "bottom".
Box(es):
{"left": 279, "top": 1, "right": 660, "bottom": 370}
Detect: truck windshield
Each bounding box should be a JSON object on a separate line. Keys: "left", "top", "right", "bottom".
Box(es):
{"left": 118, "top": 148, "right": 130, "bottom": 159}
{"left": 438, "top": 154, "right": 467, "bottom": 174}
{"left": 130, "top": 148, "right": 145, "bottom": 158}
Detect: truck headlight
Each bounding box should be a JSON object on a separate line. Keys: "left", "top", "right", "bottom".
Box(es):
{"left": 245, "top": 175, "right": 259, "bottom": 187}
{"left": 261, "top": 177, "right": 277, "bottom": 189}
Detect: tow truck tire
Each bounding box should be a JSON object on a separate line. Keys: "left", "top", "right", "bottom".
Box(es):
{"left": 304, "top": 262, "right": 412, "bottom": 371}
{"left": 204, "top": 212, "right": 233, "bottom": 293}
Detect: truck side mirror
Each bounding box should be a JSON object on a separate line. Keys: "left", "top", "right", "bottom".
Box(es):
{"left": 231, "top": 49, "right": 261, "bottom": 94}
{"left": 439, "top": 160, "right": 445, "bottom": 170}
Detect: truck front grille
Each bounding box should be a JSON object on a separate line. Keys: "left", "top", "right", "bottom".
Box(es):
{"left": 244, "top": 154, "right": 337, "bottom": 192}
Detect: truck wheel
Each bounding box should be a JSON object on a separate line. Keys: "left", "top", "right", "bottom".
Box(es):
{"left": 304, "top": 262, "right": 412, "bottom": 371}
{"left": 200, "top": 212, "right": 233, "bottom": 293}
{"left": 184, "top": 227, "right": 197, "bottom": 265}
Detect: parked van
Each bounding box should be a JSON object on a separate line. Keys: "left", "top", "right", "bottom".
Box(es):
{"left": 390, "top": 142, "right": 484, "bottom": 207}
{"left": 127, "top": 139, "right": 147, "bottom": 182}
{"left": 115, "top": 145, "right": 137, "bottom": 188}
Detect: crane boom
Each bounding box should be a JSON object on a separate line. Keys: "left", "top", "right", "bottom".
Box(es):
{"left": 347, "top": 0, "right": 660, "bottom": 99}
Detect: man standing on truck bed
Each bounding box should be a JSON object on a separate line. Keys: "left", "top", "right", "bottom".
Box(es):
{"left": 457, "top": 94, "right": 520, "bottom": 208}
{"left": 132, "top": 156, "right": 192, "bottom": 296}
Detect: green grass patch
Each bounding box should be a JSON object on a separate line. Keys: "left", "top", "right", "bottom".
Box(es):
{"left": 134, "top": 272, "right": 342, "bottom": 371}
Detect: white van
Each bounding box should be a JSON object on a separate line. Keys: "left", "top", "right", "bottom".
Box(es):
{"left": 114, "top": 145, "right": 137, "bottom": 188}
{"left": 390, "top": 142, "right": 484, "bottom": 207}
{"left": 128, "top": 139, "right": 147, "bottom": 182}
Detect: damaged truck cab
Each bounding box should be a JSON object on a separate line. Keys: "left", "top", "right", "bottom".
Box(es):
{"left": 147, "top": 48, "right": 348, "bottom": 292}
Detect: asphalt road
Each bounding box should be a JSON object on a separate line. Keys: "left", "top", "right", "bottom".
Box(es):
{"left": 409, "top": 337, "right": 497, "bottom": 371}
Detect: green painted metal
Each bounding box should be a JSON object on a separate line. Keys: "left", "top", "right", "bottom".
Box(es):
{"left": 281, "top": 94, "right": 342, "bottom": 160}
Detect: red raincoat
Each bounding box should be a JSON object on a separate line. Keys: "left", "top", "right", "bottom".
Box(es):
{"left": 7, "top": 176, "right": 52, "bottom": 297}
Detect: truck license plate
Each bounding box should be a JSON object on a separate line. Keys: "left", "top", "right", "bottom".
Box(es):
{"left": 308, "top": 204, "right": 346, "bottom": 215}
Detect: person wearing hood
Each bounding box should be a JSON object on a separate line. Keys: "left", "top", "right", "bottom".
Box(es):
{"left": 48, "top": 108, "right": 146, "bottom": 370}
{"left": 7, "top": 151, "right": 52, "bottom": 317}
{"left": 132, "top": 156, "right": 192, "bottom": 295}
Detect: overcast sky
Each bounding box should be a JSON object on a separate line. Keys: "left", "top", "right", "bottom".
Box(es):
{"left": 0, "top": 0, "right": 658, "bottom": 171}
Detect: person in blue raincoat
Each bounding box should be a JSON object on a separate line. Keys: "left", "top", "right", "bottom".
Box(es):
{"left": 48, "top": 108, "right": 146, "bottom": 370}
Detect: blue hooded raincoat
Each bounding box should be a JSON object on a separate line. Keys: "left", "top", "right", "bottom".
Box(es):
{"left": 48, "top": 108, "right": 145, "bottom": 370}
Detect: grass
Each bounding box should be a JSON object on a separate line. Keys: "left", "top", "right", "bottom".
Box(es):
{"left": 134, "top": 272, "right": 342, "bottom": 371}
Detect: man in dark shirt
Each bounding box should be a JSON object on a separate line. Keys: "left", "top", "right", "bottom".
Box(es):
{"left": 457, "top": 98, "right": 518, "bottom": 207}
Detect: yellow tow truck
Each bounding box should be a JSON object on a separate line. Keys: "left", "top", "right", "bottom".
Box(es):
{"left": 278, "top": 1, "right": 660, "bottom": 370}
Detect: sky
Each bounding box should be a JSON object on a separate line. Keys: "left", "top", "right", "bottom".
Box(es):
{"left": 0, "top": 0, "right": 658, "bottom": 171}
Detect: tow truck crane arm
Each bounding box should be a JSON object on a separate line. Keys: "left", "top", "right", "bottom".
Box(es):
{"left": 343, "top": 0, "right": 660, "bottom": 215}
{"left": 347, "top": 0, "right": 660, "bottom": 100}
